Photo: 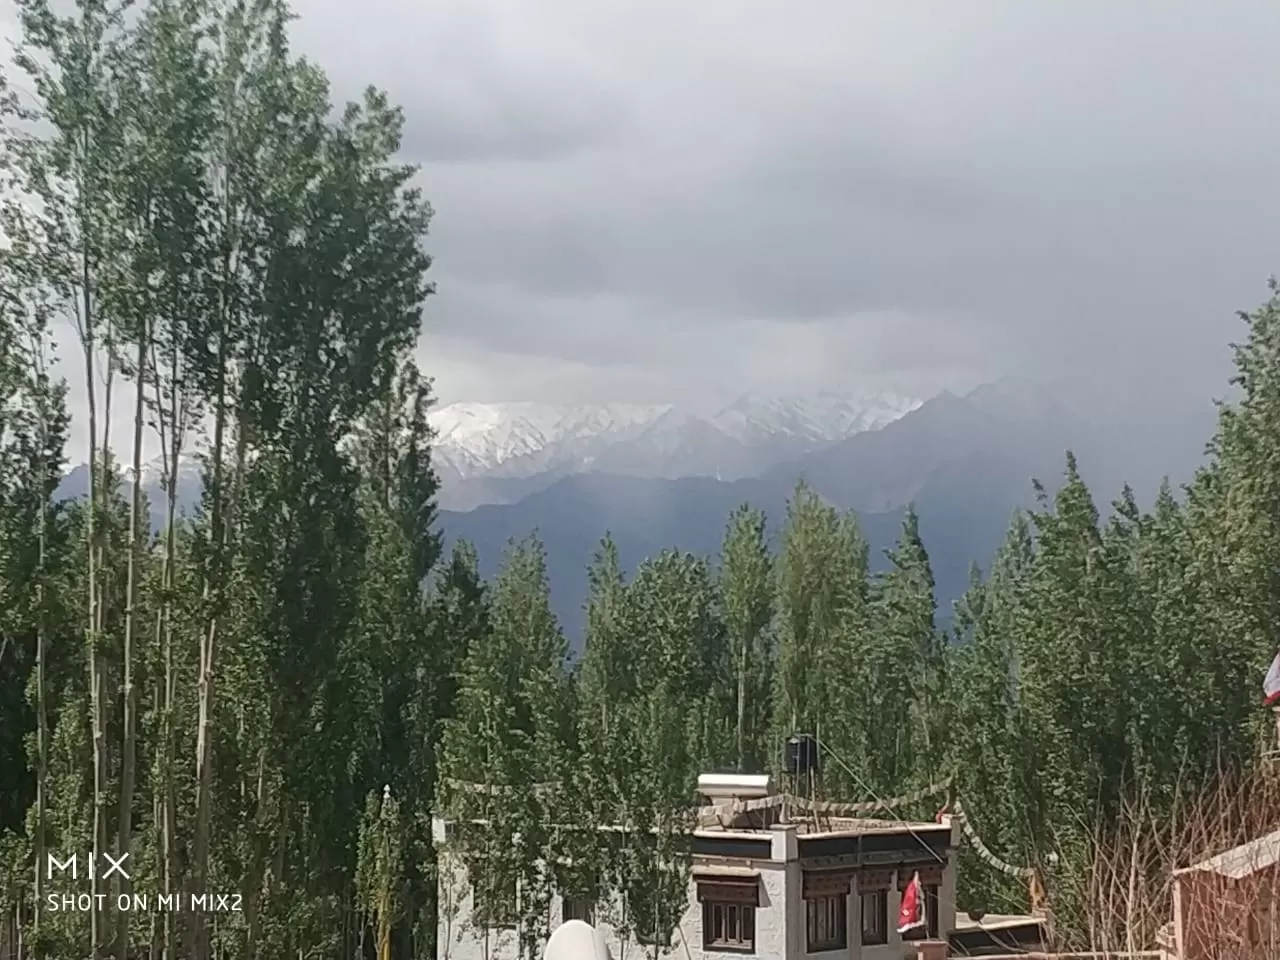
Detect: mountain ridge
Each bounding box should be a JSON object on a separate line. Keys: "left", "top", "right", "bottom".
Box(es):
{"left": 436, "top": 379, "right": 1217, "bottom": 643}
{"left": 52, "top": 378, "right": 1217, "bottom": 647}
{"left": 427, "top": 390, "right": 923, "bottom": 509}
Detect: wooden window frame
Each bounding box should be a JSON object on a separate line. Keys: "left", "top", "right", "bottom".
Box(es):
{"left": 860, "top": 888, "right": 888, "bottom": 946}
{"left": 702, "top": 900, "right": 756, "bottom": 953}
{"left": 806, "top": 893, "right": 848, "bottom": 952}
{"left": 926, "top": 884, "right": 940, "bottom": 939}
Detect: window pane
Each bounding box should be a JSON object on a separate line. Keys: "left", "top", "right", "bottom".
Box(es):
{"left": 862, "top": 890, "right": 887, "bottom": 945}
{"left": 806, "top": 895, "right": 847, "bottom": 951}
{"left": 705, "top": 901, "right": 754, "bottom": 951}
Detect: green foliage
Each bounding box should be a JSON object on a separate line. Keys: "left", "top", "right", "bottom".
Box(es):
{"left": 719, "top": 505, "right": 775, "bottom": 773}
{"left": 3, "top": 0, "right": 1280, "bottom": 955}
{"left": 437, "top": 536, "right": 570, "bottom": 960}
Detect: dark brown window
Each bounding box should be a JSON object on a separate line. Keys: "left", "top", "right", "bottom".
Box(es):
{"left": 901, "top": 885, "right": 940, "bottom": 941}
{"left": 703, "top": 901, "right": 756, "bottom": 952}
{"left": 861, "top": 889, "right": 888, "bottom": 945}
{"left": 806, "top": 894, "right": 847, "bottom": 952}
{"left": 563, "top": 897, "right": 594, "bottom": 924}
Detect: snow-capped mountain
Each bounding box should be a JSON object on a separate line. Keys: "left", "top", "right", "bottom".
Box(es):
{"left": 56, "top": 452, "right": 207, "bottom": 533}
{"left": 429, "top": 402, "right": 670, "bottom": 479}
{"left": 54, "top": 391, "right": 926, "bottom": 517}
{"left": 427, "top": 390, "right": 923, "bottom": 508}
{"left": 701, "top": 391, "right": 923, "bottom": 445}
{"left": 125, "top": 452, "right": 206, "bottom": 491}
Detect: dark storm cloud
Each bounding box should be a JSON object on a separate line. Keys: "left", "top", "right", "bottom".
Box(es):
{"left": 204, "top": 0, "right": 1280, "bottom": 401}
{"left": 291, "top": 1, "right": 629, "bottom": 165}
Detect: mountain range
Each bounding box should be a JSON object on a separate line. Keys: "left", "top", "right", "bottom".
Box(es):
{"left": 433, "top": 378, "right": 1216, "bottom": 642}
{"left": 429, "top": 390, "right": 923, "bottom": 511}
{"left": 54, "top": 378, "right": 1219, "bottom": 646}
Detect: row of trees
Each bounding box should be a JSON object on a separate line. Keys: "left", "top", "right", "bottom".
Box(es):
{"left": 0, "top": 0, "right": 469, "bottom": 957}
{"left": 3, "top": 1, "right": 1280, "bottom": 959}
{"left": 431, "top": 292, "right": 1280, "bottom": 955}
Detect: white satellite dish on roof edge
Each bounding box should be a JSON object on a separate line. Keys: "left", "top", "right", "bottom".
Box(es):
{"left": 544, "top": 919, "right": 612, "bottom": 960}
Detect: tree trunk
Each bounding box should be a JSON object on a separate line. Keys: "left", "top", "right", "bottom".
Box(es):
{"left": 152, "top": 334, "right": 184, "bottom": 960}
{"left": 243, "top": 748, "right": 271, "bottom": 960}
{"left": 81, "top": 234, "right": 108, "bottom": 960}
{"left": 33, "top": 352, "right": 50, "bottom": 959}
{"left": 116, "top": 327, "right": 147, "bottom": 960}
{"left": 190, "top": 321, "right": 230, "bottom": 960}
{"left": 736, "top": 644, "right": 746, "bottom": 772}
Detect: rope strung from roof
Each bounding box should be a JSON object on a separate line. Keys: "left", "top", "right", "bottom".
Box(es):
{"left": 448, "top": 774, "right": 1035, "bottom": 882}
{"left": 790, "top": 776, "right": 955, "bottom": 817}
{"left": 952, "top": 799, "right": 1036, "bottom": 879}
{"left": 693, "top": 776, "right": 955, "bottom": 827}
{"left": 443, "top": 778, "right": 559, "bottom": 797}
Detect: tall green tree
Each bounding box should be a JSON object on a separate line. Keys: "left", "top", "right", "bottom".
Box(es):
{"left": 718, "top": 505, "right": 774, "bottom": 773}
{"left": 8, "top": 2, "right": 135, "bottom": 951}
{"left": 872, "top": 506, "right": 944, "bottom": 789}
{"left": 438, "top": 536, "right": 570, "bottom": 960}
{"left": 947, "top": 517, "right": 1036, "bottom": 914}
{"left": 773, "top": 484, "right": 845, "bottom": 740}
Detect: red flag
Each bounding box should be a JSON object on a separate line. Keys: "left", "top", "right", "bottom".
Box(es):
{"left": 897, "top": 872, "right": 926, "bottom": 934}
{"left": 1265, "top": 651, "right": 1280, "bottom": 707}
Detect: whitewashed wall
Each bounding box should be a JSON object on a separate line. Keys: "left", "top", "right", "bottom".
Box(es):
{"left": 434, "top": 820, "right": 955, "bottom": 960}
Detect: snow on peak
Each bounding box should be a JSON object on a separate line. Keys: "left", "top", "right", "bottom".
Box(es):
{"left": 428, "top": 391, "right": 922, "bottom": 480}
{"left": 428, "top": 401, "right": 671, "bottom": 476}
{"left": 706, "top": 390, "right": 923, "bottom": 443}
{"left": 123, "top": 452, "right": 204, "bottom": 487}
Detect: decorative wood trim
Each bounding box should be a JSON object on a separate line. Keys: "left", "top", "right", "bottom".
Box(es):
{"left": 856, "top": 869, "right": 893, "bottom": 891}
{"left": 898, "top": 865, "right": 943, "bottom": 889}
{"left": 802, "top": 870, "right": 853, "bottom": 899}
{"left": 696, "top": 877, "right": 760, "bottom": 907}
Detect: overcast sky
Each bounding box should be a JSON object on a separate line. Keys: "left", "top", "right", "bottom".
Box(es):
{"left": 9, "top": 0, "right": 1280, "bottom": 452}
{"left": 285, "top": 0, "right": 1280, "bottom": 409}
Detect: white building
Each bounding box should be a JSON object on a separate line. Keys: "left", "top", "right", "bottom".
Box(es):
{"left": 433, "top": 775, "right": 964, "bottom": 960}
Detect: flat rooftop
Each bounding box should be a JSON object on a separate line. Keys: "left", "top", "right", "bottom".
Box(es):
{"left": 695, "top": 814, "right": 951, "bottom": 838}
{"left": 1175, "top": 826, "right": 1280, "bottom": 879}
{"left": 952, "top": 913, "right": 1047, "bottom": 934}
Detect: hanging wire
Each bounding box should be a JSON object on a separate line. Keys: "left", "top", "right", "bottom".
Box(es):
{"left": 812, "top": 735, "right": 946, "bottom": 864}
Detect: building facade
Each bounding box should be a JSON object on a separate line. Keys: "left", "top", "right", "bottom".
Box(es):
{"left": 433, "top": 810, "right": 960, "bottom": 960}
{"left": 1171, "top": 827, "right": 1280, "bottom": 960}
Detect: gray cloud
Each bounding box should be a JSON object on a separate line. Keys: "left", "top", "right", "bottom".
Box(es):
{"left": 13, "top": 0, "right": 1280, "bottom": 419}
{"left": 296, "top": 0, "right": 1279, "bottom": 407}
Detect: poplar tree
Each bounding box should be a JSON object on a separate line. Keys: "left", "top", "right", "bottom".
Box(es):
{"left": 438, "top": 537, "right": 570, "bottom": 960}
{"left": 719, "top": 506, "right": 774, "bottom": 773}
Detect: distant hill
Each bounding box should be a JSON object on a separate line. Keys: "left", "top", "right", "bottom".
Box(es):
{"left": 438, "top": 378, "right": 1216, "bottom": 645}
{"left": 437, "top": 471, "right": 1016, "bottom": 647}
{"left": 55, "top": 377, "right": 1217, "bottom": 648}
{"left": 428, "top": 390, "right": 923, "bottom": 510}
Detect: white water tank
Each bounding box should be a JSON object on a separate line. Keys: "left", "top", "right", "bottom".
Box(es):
{"left": 544, "top": 920, "right": 612, "bottom": 960}
{"left": 697, "top": 773, "right": 773, "bottom": 807}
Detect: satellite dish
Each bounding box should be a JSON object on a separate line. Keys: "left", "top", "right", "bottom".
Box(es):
{"left": 544, "top": 920, "right": 612, "bottom": 960}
